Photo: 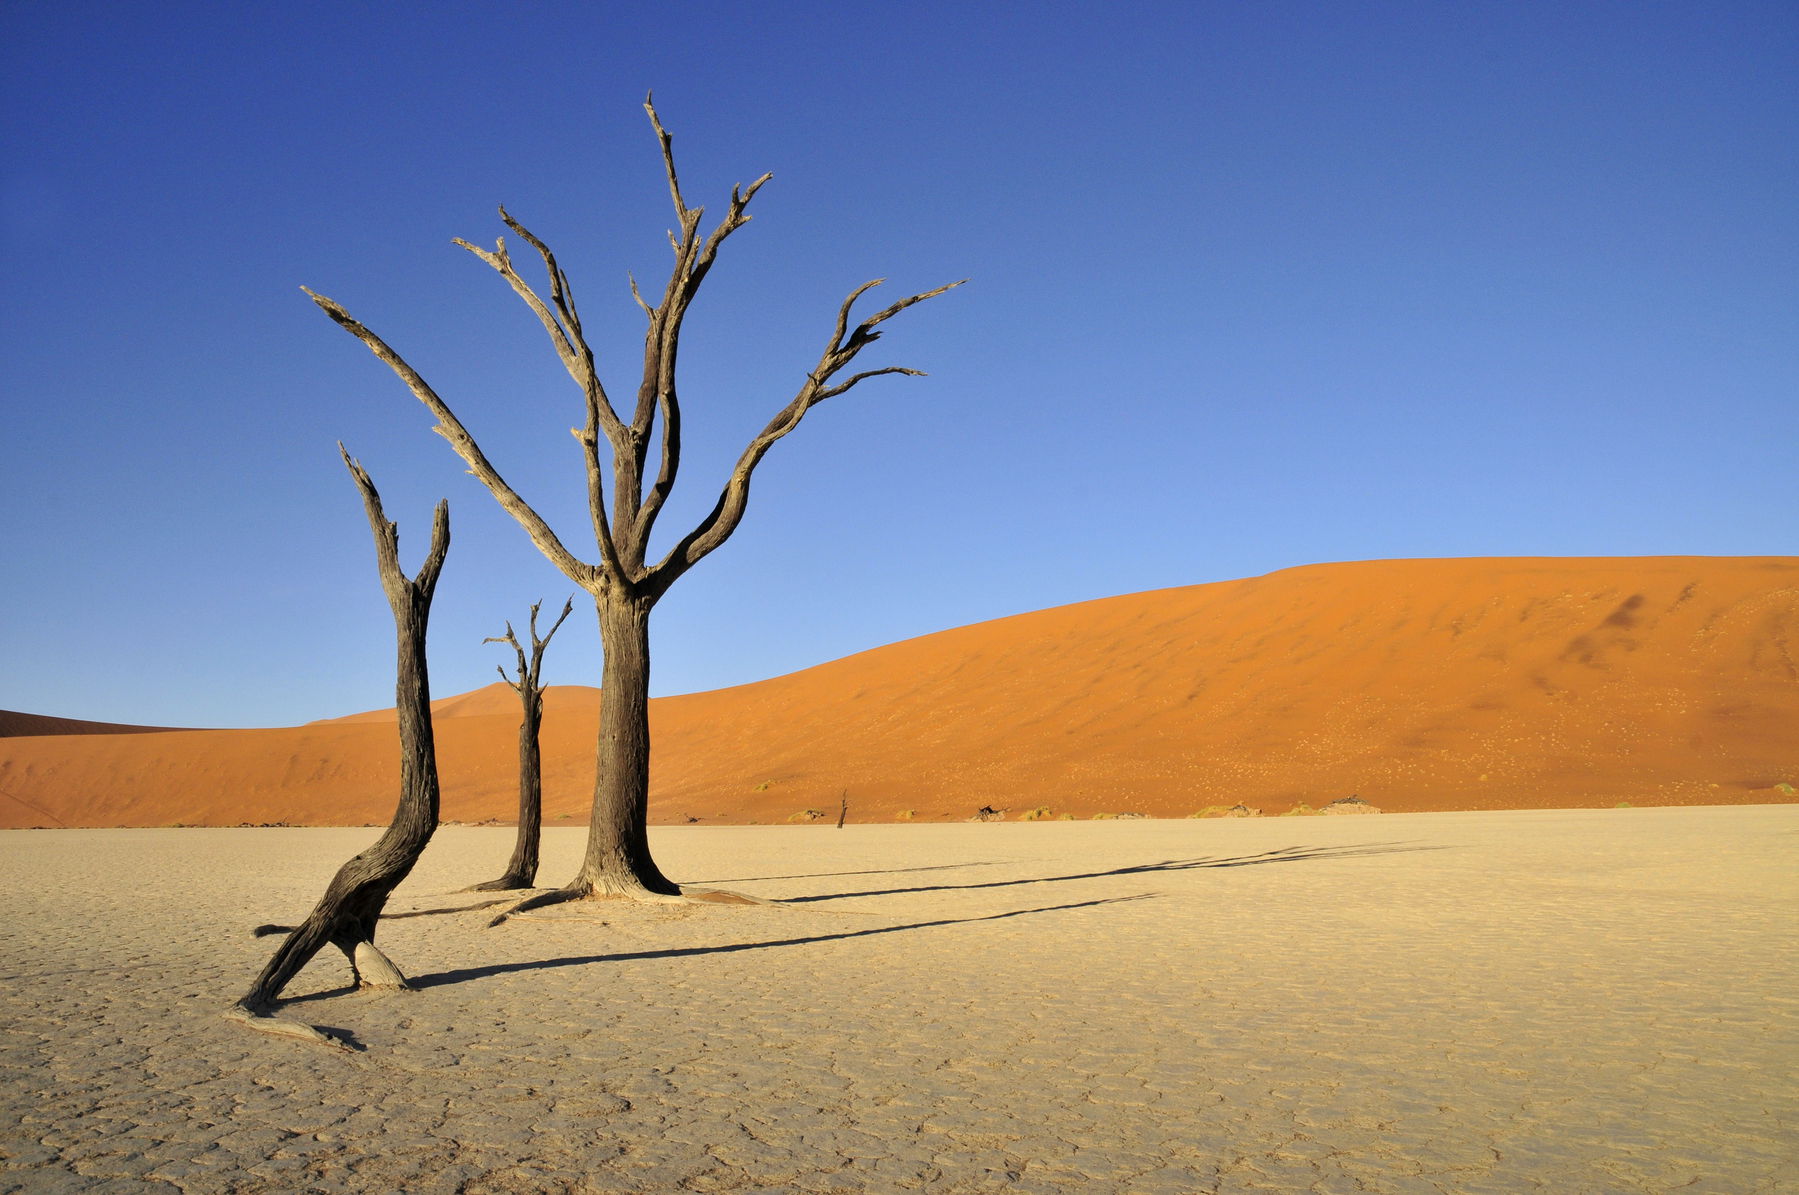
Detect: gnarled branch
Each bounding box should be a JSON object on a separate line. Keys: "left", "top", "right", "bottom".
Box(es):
{"left": 630, "top": 94, "right": 773, "bottom": 551}
{"left": 305, "top": 288, "right": 609, "bottom": 591}
{"left": 648, "top": 276, "right": 965, "bottom": 593}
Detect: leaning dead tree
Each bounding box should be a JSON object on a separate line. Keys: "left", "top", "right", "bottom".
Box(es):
{"left": 467, "top": 596, "right": 574, "bottom": 891}
{"left": 306, "top": 94, "right": 961, "bottom": 903}
{"left": 229, "top": 448, "right": 449, "bottom": 1043}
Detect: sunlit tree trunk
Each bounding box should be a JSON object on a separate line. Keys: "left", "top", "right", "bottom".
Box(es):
{"left": 231, "top": 451, "right": 448, "bottom": 1042}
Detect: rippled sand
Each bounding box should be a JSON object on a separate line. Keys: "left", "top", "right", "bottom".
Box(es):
{"left": 2, "top": 808, "right": 1794, "bottom": 1192}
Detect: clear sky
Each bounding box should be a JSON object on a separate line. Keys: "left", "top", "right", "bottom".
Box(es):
{"left": 2, "top": 1, "right": 1793, "bottom": 728}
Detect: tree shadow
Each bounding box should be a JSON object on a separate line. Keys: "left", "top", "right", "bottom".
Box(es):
{"left": 381, "top": 896, "right": 521, "bottom": 921}
{"left": 278, "top": 984, "right": 361, "bottom": 1007}
{"left": 778, "top": 842, "right": 1448, "bottom": 904}
{"left": 403, "top": 893, "right": 1158, "bottom": 993}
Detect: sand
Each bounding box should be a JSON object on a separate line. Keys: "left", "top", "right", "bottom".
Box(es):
{"left": 2, "top": 807, "right": 1794, "bottom": 1192}
{"left": 3, "top": 556, "right": 1796, "bottom": 831}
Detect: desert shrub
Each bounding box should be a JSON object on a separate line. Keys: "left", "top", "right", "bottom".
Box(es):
{"left": 896, "top": 809, "right": 916, "bottom": 821}
{"left": 1279, "top": 802, "right": 1316, "bottom": 817}
{"left": 1019, "top": 806, "right": 1054, "bottom": 821}
{"left": 788, "top": 809, "right": 826, "bottom": 822}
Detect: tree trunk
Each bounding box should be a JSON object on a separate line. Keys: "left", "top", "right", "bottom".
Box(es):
{"left": 470, "top": 696, "right": 543, "bottom": 890}
{"left": 233, "top": 464, "right": 447, "bottom": 1034}
{"left": 572, "top": 594, "right": 679, "bottom": 897}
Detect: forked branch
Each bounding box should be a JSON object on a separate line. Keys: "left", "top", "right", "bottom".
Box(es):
{"left": 649, "top": 276, "right": 965, "bottom": 591}
{"left": 632, "top": 94, "right": 773, "bottom": 549}
{"left": 485, "top": 596, "right": 575, "bottom": 693}
{"left": 339, "top": 444, "right": 450, "bottom": 602}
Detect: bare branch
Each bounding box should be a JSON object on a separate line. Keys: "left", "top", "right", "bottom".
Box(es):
{"left": 534, "top": 596, "right": 577, "bottom": 658}
{"left": 644, "top": 92, "right": 686, "bottom": 219}
{"left": 338, "top": 444, "right": 400, "bottom": 591}
{"left": 308, "top": 289, "right": 603, "bottom": 590}
{"left": 842, "top": 279, "right": 968, "bottom": 354}
{"left": 337, "top": 443, "right": 451, "bottom": 602}
{"left": 566, "top": 422, "right": 623, "bottom": 576}
{"left": 498, "top": 209, "right": 585, "bottom": 339}
{"left": 458, "top": 212, "right": 628, "bottom": 572}
{"left": 455, "top": 217, "right": 625, "bottom": 443}
{"left": 628, "top": 107, "right": 773, "bottom": 547}
{"left": 647, "top": 277, "right": 962, "bottom": 591}
{"left": 813, "top": 366, "right": 926, "bottom": 402}
{"left": 417, "top": 498, "right": 451, "bottom": 600}
{"left": 827, "top": 279, "right": 887, "bottom": 355}
{"left": 687, "top": 172, "right": 771, "bottom": 299}
{"left": 484, "top": 621, "right": 528, "bottom": 693}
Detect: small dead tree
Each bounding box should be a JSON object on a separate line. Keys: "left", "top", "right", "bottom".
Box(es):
{"left": 306, "top": 95, "right": 961, "bottom": 905}
{"left": 229, "top": 448, "right": 449, "bottom": 1044}
{"left": 468, "top": 596, "right": 574, "bottom": 891}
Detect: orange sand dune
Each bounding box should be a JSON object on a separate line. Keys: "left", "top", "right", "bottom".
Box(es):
{"left": 2, "top": 557, "right": 1794, "bottom": 829}
{"left": 0, "top": 711, "right": 188, "bottom": 738}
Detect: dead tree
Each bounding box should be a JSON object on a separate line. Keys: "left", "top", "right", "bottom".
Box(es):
{"left": 305, "top": 94, "right": 961, "bottom": 904}
{"left": 229, "top": 448, "right": 449, "bottom": 1043}
{"left": 468, "top": 596, "right": 573, "bottom": 891}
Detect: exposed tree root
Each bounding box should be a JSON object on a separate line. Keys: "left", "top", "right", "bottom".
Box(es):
{"left": 223, "top": 1002, "right": 355, "bottom": 1051}
{"left": 488, "top": 881, "right": 776, "bottom": 925}
{"left": 488, "top": 885, "right": 585, "bottom": 926}
{"left": 351, "top": 940, "right": 410, "bottom": 989}
{"left": 681, "top": 887, "right": 779, "bottom": 907}
{"left": 462, "top": 874, "right": 536, "bottom": 893}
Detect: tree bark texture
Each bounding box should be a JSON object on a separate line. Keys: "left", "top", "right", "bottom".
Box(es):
{"left": 307, "top": 95, "right": 960, "bottom": 901}
{"left": 236, "top": 451, "right": 448, "bottom": 1014}
{"left": 572, "top": 595, "right": 678, "bottom": 896}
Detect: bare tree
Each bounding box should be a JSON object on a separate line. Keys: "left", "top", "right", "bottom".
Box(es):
{"left": 468, "top": 596, "right": 574, "bottom": 891}
{"left": 228, "top": 449, "right": 449, "bottom": 1044}
{"left": 305, "top": 94, "right": 961, "bottom": 904}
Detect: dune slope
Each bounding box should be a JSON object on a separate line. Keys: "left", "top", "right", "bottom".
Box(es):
{"left": 2, "top": 557, "right": 1793, "bottom": 828}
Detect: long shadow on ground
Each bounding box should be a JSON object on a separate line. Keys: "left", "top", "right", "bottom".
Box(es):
{"left": 283, "top": 843, "right": 1445, "bottom": 1003}
{"left": 396, "top": 894, "right": 1158, "bottom": 994}
{"left": 778, "top": 842, "right": 1447, "bottom": 904}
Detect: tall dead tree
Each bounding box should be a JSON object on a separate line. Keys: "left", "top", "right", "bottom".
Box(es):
{"left": 468, "top": 596, "right": 573, "bottom": 891}
{"left": 229, "top": 449, "right": 449, "bottom": 1042}
{"left": 306, "top": 94, "right": 961, "bottom": 903}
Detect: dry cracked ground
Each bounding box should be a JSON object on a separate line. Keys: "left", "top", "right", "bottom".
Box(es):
{"left": 1, "top": 808, "right": 1794, "bottom": 1193}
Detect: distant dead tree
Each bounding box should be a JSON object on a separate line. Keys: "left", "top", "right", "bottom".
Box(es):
{"left": 229, "top": 448, "right": 449, "bottom": 1044}
{"left": 306, "top": 94, "right": 961, "bottom": 905}
{"left": 467, "top": 596, "right": 574, "bottom": 891}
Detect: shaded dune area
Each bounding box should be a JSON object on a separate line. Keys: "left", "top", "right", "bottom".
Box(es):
{"left": 2, "top": 556, "right": 1794, "bottom": 829}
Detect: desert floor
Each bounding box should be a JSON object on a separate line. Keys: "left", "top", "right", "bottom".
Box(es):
{"left": 1, "top": 808, "right": 1794, "bottom": 1193}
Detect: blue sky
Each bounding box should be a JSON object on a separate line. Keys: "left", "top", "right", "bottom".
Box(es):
{"left": 2, "top": 1, "right": 1793, "bottom": 728}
